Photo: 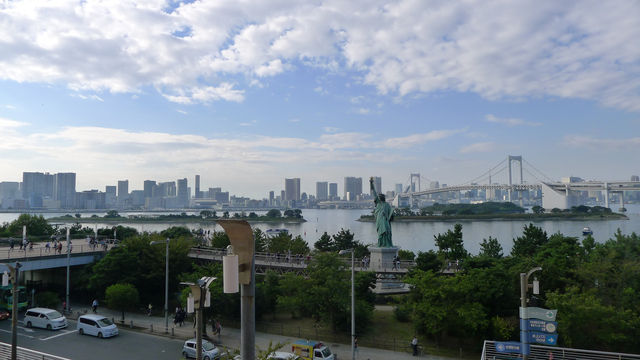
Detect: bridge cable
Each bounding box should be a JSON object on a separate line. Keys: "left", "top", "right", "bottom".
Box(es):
{"left": 523, "top": 159, "right": 555, "bottom": 182}
{"left": 456, "top": 158, "right": 507, "bottom": 186}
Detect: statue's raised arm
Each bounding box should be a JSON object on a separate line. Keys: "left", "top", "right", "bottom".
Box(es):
{"left": 369, "top": 177, "right": 378, "bottom": 202}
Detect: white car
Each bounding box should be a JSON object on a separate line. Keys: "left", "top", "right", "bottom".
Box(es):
{"left": 24, "top": 308, "right": 67, "bottom": 330}
{"left": 77, "top": 314, "right": 118, "bottom": 338}
{"left": 182, "top": 338, "right": 220, "bottom": 360}
{"left": 268, "top": 352, "right": 300, "bottom": 360}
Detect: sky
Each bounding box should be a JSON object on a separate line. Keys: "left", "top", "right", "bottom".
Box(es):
{"left": 0, "top": 0, "right": 639, "bottom": 198}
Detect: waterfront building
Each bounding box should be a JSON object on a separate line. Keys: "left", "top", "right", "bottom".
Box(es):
{"left": 0, "top": 182, "right": 20, "bottom": 209}
{"left": 22, "top": 172, "right": 55, "bottom": 208}
{"left": 195, "top": 175, "right": 201, "bottom": 198}
{"left": 177, "top": 178, "right": 189, "bottom": 207}
{"left": 316, "top": 181, "right": 328, "bottom": 201}
{"left": 157, "top": 181, "right": 176, "bottom": 197}
{"left": 343, "top": 177, "right": 362, "bottom": 201}
{"left": 269, "top": 191, "right": 275, "bottom": 206}
{"left": 395, "top": 183, "right": 403, "bottom": 195}
{"left": 329, "top": 183, "right": 338, "bottom": 200}
{"left": 143, "top": 180, "right": 156, "bottom": 199}
{"left": 105, "top": 185, "right": 116, "bottom": 208}
{"left": 285, "top": 178, "right": 301, "bottom": 201}
{"left": 54, "top": 172, "right": 76, "bottom": 209}
{"left": 117, "top": 180, "right": 129, "bottom": 207}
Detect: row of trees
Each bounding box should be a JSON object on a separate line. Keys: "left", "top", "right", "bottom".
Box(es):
{"left": 400, "top": 223, "right": 640, "bottom": 353}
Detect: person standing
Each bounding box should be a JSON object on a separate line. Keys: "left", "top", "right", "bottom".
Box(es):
{"left": 411, "top": 336, "right": 418, "bottom": 356}
{"left": 92, "top": 299, "right": 98, "bottom": 313}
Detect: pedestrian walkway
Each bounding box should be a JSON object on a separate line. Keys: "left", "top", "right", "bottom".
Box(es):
{"left": 69, "top": 303, "right": 455, "bottom": 360}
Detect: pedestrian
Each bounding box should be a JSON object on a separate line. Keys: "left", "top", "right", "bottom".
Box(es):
{"left": 9, "top": 238, "right": 14, "bottom": 251}
{"left": 28, "top": 241, "right": 33, "bottom": 251}
{"left": 354, "top": 336, "right": 359, "bottom": 358}
{"left": 92, "top": 299, "right": 98, "bottom": 313}
{"left": 215, "top": 320, "right": 222, "bottom": 342}
{"left": 147, "top": 303, "right": 152, "bottom": 316}
{"left": 411, "top": 336, "right": 418, "bottom": 356}
{"left": 179, "top": 309, "right": 185, "bottom": 326}
{"left": 45, "top": 241, "right": 50, "bottom": 252}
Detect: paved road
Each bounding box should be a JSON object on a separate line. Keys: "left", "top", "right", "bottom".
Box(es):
{"left": 0, "top": 316, "right": 185, "bottom": 360}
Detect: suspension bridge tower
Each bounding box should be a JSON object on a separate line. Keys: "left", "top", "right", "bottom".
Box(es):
{"left": 507, "top": 155, "right": 523, "bottom": 202}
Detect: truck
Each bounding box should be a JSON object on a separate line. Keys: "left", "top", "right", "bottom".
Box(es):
{"left": 291, "top": 340, "right": 335, "bottom": 360}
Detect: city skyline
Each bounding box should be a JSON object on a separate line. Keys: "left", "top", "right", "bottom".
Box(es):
{"left": 1, "top": 1, "right": 639, "bottom": 198}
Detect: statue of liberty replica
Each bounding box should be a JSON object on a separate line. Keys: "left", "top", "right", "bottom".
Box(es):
{"left": 370, "top": 177, "right": 393, "bottom": 247}
{"left": 369, "top": 177, "right": 398, "bottom": 272}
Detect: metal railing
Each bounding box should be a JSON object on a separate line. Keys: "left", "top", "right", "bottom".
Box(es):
{"left": 481, "top": 340, "right": 640, "bottom": 360}
{"left": 0, "top": 341, "right": 70, "bottom": 360}
{"left": 0, "top": 242, "right": 116, "bottom": 261}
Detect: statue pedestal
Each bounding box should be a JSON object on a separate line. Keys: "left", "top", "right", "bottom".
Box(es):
{"left": 369, "top": 246, "right": 398, "bottom": 271}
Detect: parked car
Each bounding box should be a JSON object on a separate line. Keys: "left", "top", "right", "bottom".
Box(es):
{"left": 24, "top": 308, "right": 67, "bottom": 330}
{"left": 77, "top": 314, "right": 118, "bottom": 338}
{"left": 268, "top": 352, "right": 300, "bottom": 360}
{"left": 182, "top": 338, "right": 220, "bottom": 360}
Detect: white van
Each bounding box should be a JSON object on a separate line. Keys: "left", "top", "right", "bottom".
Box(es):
{"left": 24, "top": 308, "right": 67, "bottom": 330}
{"left": 77, "top": 314, "right": 118, "bottom": 338}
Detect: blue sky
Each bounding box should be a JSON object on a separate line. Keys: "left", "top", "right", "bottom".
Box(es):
{"left": 0, "top": 0, "right": 639, "bottom": 198}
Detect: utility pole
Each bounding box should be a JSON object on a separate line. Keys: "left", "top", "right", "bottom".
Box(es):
{"left": 65, "top": 228, "right": 70, "bottom": 314}
{"left": 5, "top": 262, "right": 22, "bottom": 360}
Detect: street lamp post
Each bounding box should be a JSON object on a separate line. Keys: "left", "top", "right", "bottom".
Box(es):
{"left": 520, "top": 267, "right": 542, "bottom": 360}
{"left": 339, "top": 249, "right": 355, "bottom": 360}
{"left": 150, "top": 238, "right": 170, "bottom": 333}
{"left": 4, "top": 262, "right": 22, "bottom": 360}
{"left": 182, "top": 277, "right": 215, "bottom": 360}
{"left": 65, "top": 228, "right": 70, "bottom": 314}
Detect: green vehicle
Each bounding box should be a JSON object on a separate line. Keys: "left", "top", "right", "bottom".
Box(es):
{"left": 0, "top": 285, "right": 28, "bottom": 311}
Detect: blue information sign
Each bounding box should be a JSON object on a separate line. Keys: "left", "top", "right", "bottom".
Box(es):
{"left": 528, "top": 331, "right": 558, "bottom": 345}
{"left": 519, "top": 319, "right": 558, "bottom": 333}
{"left": 495, "top": 342, "right": 530, "bottom": 355}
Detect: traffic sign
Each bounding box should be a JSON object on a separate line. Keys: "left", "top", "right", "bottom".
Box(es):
{"left": 528, "top": 331, "right": 558, "bottom": 345}
{"left": 519, "top": 307, "right": 557, "bottom": 321}
{"left": 495, "top": 341, "right": 530, "bottom": 355}
{"left": 520, "top": 318, "right": 558, "bottom": 333}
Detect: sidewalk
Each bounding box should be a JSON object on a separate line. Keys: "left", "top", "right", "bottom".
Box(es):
{"left": 69, "top": 303, "right": 456, "bottom": 360}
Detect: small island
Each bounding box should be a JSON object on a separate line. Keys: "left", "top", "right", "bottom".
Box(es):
{"left": 48, "top": 209, "right": 307, "bottom": 224}
{"left": 358, "top": 202, "right": 628, "bottom": 222}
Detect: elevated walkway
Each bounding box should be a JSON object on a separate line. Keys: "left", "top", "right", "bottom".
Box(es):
{"left": 0, "top": 242, "right": 115, "bottom": 272}
{"left": 481, "top": 340, "right": 640, "bottom": 360}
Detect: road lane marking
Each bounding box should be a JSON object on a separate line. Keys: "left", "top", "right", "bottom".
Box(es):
{"left": 41, "top": 329, "right": 77, "bottom": 340}
{"left": 0, "top": 328, "right": 35, "bottom": 338}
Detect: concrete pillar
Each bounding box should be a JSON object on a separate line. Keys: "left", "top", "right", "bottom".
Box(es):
{"left": 604, "top": 182, "right": 609, "bottom": 208}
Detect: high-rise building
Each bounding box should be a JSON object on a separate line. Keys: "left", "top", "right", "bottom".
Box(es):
{"left": 285, "top": 178, "right": 301, "bottom": 202}
{"left": 177, "top": 178, "right": 189, "bottom": 207}
{"left": 370, "top": 177, "right": 382, "bottom": 196}
{"left": 157, "top": 181, "right": 176, "bottom": 197}
{"left": 105, "top": 186, "right": 117, "bottom": 208}
{"left": 54, "top": 172, "right": 76, "bottom": 209}
{"left": 22, "top": 172, "right": 54, "bottom": 208}
{"left": 632, "top": 175, "right": 639, "bottom": 182}
{"left": 117, "top": 180, "right": 129, "bottom": 199}
{"left": 143, "top": 180, "right": 156, "bottom": 199}
{"left": 0, "top": 182, "right": 20, "bottom": 209}
{"left": 329, "top": 183, "right": 338, "bottom": 199}
{"left": 429, "top": 181, "right": 440, "bottom": 189}
{"left": 344, "top": 177, "right": 362, "bottom": 201}
{"left": 269, "top": 191, "right": 275, "bottom": 206}
{"left": 195, "top": 175, "right": 201, "bottom": 198}
{"left": 316, "top": 182, "right": 328, "bottom": 201}
{"left": 395, "top": 183, "right": 403, "bottom": 194}
{"left": 208, "top": 187, "right": 222, "bottom": 198}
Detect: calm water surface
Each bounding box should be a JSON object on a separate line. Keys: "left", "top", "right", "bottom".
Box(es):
{"left": 1, "top": 204, "right": 639, "bottom": 255}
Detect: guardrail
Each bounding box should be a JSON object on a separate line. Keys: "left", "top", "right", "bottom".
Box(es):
{"left": 0, "top": 341, "right": 70, "bottom": 360}
{"left": 481, "top": 340, "right": 640, "bottom": 360}
{"left": 0, "top": 243, "right": 116, "bottom": 261}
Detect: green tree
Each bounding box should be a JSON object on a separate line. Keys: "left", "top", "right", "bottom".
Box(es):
{"left": 254, "top": 228, "right": 267, "bottom": 252}
{"left": 414, "top": 250, "right": 441, "bottom": 272}
{"left": 479, "top": 236, "right": 503, "bottom": 258}
{"left": 160, "top": 226, "right": 192, "bottom": 240}
{"left": 105, "top": 283, "right": 139, "bottom": 321}
{"left": 7, "top": 214, "right": 54, "bottom": 237}
{"left": 531, "top": 205, "right": 544, "bottom": 214}
{"left": 210, "top": 231, "right": 230, "bottom": 248}
{"left": 434, "top": 224, "right": 467, "bottom": 260}
{"left": 265, "top": 209, "right": 281, "bottom": 218}
{"left": 314, "top": 232, "right": 335, "bottom": 252}
{"left": 397, "top": 249, "right": 415, "bottom": 261}
{"left": 511, "top": 223, "right": 548, "bottom": 258}
{"left": 104, "top": 210, "right": 121, "bottom": 218}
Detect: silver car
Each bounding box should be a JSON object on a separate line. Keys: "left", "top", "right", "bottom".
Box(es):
{"left": 182, "top": 339, "right": 220, "bottom": 360}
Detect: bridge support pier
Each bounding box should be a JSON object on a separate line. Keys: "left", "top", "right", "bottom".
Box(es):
{"left": 604, "top": 182, "right": 609, "bottom": 208}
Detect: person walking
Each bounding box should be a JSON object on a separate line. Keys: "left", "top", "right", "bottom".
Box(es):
{"left": 215, "top": 320, "right": 222, "bottom": 343}
{"left": 411, "top": 336, "right": 418, "bottom": 356}
{"left": 147, "top": 303, "right": 152, "bottom": 316}
{"left": 92, "top": 299, "right": 98, "bottom": 313}
{"left": 354, "top": 336, "right": 359, "bottom": 358}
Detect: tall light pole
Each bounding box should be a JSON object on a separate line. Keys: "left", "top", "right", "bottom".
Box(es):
{"left": 4, "top": 262, "right": 21, "bottom": 360}
{"left": 65, "top": 228, "right": 70, "bottom": 314}
{"left": 339, "top": 249, "right": 355, "bottom": 360}
{"left": 150, "top": 238, "right": 170, "bottom": 333}
{"left": 520, "top": 267, "right": 542, "bottom": 360}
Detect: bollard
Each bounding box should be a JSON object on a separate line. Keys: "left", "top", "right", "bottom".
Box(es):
{"left": 171, "top": 327, "right": 174, "bottom": 336}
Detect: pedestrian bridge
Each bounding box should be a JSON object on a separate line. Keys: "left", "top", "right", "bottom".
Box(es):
{"left": 0, "top": 242, "right": 116, "bottom": 272}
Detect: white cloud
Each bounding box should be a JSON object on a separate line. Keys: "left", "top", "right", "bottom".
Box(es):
{"left": 485, "top": 114, "right": 541, "bottom": 127}
{"left": 2, "top": 104, "right": 17, "bottom": 110}
{"left": 0, "top": 1, "right": 638, "bottom": 109}
{"left": 564, "top": 135, "right": 640, "bottom": 150}
{"left": 459, "top": 142, "right": 496, "bottom": 154}
{"left": 71, "top": 93, "right": 104, "bottom": 102}
{"left": 384, "top": 129, "right": 465, "bottom": 149}
{"left": 323, "top": 126, "right": 340, "bottom": 133}
{"left": 289, "top": 118, "right": 301, "bottom": 123}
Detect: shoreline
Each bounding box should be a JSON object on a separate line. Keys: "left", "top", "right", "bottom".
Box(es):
{"left": 357, "top": 214, "right": 628, "bottom": 222}
{"left": 46, "top": 217, "right": 307, "bottom": 224}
